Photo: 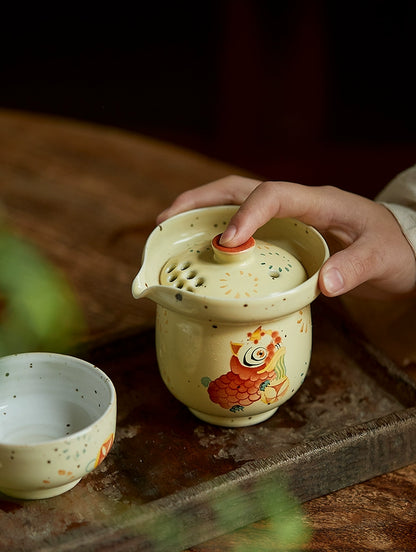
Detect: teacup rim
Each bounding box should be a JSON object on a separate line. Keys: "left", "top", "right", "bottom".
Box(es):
{"left": 0, "top": 351, "right": 116, "bottom": 449}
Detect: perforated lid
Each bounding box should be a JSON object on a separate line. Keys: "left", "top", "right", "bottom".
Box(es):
{"left": 159, "top": 233, "right": 307, "bottom": 299}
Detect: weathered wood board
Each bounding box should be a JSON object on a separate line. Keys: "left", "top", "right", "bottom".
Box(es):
{"left": 1, "top": 300, "right": 416, "bottom": 551}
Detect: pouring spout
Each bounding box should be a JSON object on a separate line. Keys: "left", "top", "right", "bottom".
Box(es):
{"left": 132, "top": 267, "right": 170, "bottom": 303}
{"left": 131, "top": 271, "right": 151, "bottom": 299}
{"left": 131, "top": 270, "right": 181, "bottom": 311}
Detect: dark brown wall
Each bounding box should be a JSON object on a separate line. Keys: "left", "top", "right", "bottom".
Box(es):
{"left": 1, "top": 1, "right": 415, "bottom": 196}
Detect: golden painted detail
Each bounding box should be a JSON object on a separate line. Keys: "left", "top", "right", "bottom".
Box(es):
{"left": 218, "top": 270, "right": 260, "bottom": 298}
{"left": 296, "top": 309, "right": 310, "bottom": 333}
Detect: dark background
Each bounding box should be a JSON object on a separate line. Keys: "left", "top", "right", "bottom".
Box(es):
{"left": 1, "top": 1, "right": 415, "bottom": 197}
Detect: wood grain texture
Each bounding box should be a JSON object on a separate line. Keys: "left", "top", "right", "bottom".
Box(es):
{"left": 184, "top": 464, "right": 416, "bottom": 551}
{"left": 1, "top": 110, "right": 416, "bottom": 551}
{"left": 1, "top": 312, "right": 414, "bottom": 551}
{"left": 0, "top": 108, "right": 240, "bottom": 343}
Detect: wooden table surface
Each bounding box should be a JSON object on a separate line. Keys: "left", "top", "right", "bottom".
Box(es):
{"left": 1, "top": 109, "right": 416, "bottom": 551}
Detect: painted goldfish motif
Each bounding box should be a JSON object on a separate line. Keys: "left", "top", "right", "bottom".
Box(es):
{"left": 94, "top": 433, "right": 114, "bottom": 468}
{"left": 203, "top": 327, "right": 289, "bottom": 412}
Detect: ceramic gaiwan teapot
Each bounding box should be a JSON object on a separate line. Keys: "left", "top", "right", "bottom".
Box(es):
{"left": 132, "top": 206, "right": 329, "bottom": 427}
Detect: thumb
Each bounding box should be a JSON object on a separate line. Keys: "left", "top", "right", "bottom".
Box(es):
{"left": 319, "top": 240, "right": 376, "bottom": 297}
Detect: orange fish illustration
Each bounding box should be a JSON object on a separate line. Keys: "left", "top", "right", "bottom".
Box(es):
{"left": 94, "top": 433, "right": 114, "bottom": 468}
{"left": 203, "top": 327, "right": 289, "bottom": 412}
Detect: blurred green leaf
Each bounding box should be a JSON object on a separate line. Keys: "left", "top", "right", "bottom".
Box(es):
{"left": 0, "top": 226, "right": 84, "bottom": 356}
{"left": 213, "top": 479, "right": 311, "bottom": 552}
{"left": 136, "top": 478, "right": 311, "bottom": 552}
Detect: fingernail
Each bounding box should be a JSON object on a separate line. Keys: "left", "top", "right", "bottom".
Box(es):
{"left": 322, "top": 267, "right": 344, "bottom": 295}
{"left": 220, "top": 224, "right": 237, "bottom": 245}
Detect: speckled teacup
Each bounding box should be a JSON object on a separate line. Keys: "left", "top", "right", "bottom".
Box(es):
{"left": 0, "top": 352, "right": 116, "bottom": 499}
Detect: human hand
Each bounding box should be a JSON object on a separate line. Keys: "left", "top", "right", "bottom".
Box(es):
{"left": 157, "top": 175, "right": 416, "bottom": 299}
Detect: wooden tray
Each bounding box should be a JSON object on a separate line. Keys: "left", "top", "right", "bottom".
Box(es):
{"left": 1, "top": 299, "right": 416, "bottom": 551}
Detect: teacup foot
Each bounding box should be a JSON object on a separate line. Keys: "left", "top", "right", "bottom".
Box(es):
{"left": 0, "top": 478, "right": 81, "bottom": 500}
{"left": 188, "top": 407, "right": 279, "bottom": 427}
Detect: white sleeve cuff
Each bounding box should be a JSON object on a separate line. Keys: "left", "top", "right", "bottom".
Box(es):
{"left": 378, "top": 202, "right": 416, "bottom": 254}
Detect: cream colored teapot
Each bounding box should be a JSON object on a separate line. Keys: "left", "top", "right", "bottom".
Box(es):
{"left": 132, "top": 206, "right": 329, "bottom": 427}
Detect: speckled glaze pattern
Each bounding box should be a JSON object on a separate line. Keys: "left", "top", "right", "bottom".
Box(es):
{"left": 0, "top": 353, "right": 116, "bottom": 499}
{"left": 132, "top": 206, "right": 329, "bottom": 427}
{"left": 159, "top": 234, "right": 307, "bottom": 297}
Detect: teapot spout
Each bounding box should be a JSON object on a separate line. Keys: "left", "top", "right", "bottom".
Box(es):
{"left": 132, "top": 268, "right": 179, "bottom": 310}
{"left": 131, "top": 270, "right": 152, "bottom": 299}
{"left": 132, "top": 266, "right": 171, "bottom": 304}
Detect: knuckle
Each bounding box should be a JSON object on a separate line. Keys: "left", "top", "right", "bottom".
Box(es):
{"left": 175, "top": 189, "right": 196, "bottom": 205}
{"left": 251, "top": 180, "right": 279, "bottom": 200}
{"left": 347, "top": 247, "right": 382, "bottom": 282}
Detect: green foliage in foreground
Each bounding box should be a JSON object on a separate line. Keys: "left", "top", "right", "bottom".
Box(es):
{"left": 0, "top": 226, "right": 84, "bottom": 356}
{"left": 119, "top": 477, "right": 312, "bottom": 552}
{"left": 212, "top": 480, "right": 312, "bottom": 552}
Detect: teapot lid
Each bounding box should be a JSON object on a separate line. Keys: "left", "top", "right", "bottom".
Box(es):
{"left": 159, "top": 233, "right": 307, "bottom": 299}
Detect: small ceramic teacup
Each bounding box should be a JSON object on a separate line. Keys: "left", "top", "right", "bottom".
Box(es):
{"left": 0, "top": 352, "right": 116, "bottom": 499}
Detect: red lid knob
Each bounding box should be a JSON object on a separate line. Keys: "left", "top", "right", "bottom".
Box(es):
{"left": 211, "top": 233, "right": 255, "bottom": 253}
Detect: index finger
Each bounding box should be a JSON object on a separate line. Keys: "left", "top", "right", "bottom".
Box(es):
{"left": 156, "top": 175, "right": 261, "bottom": 224}
{"left": 220, "top": 181, "right": 366, "bottom": 246}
